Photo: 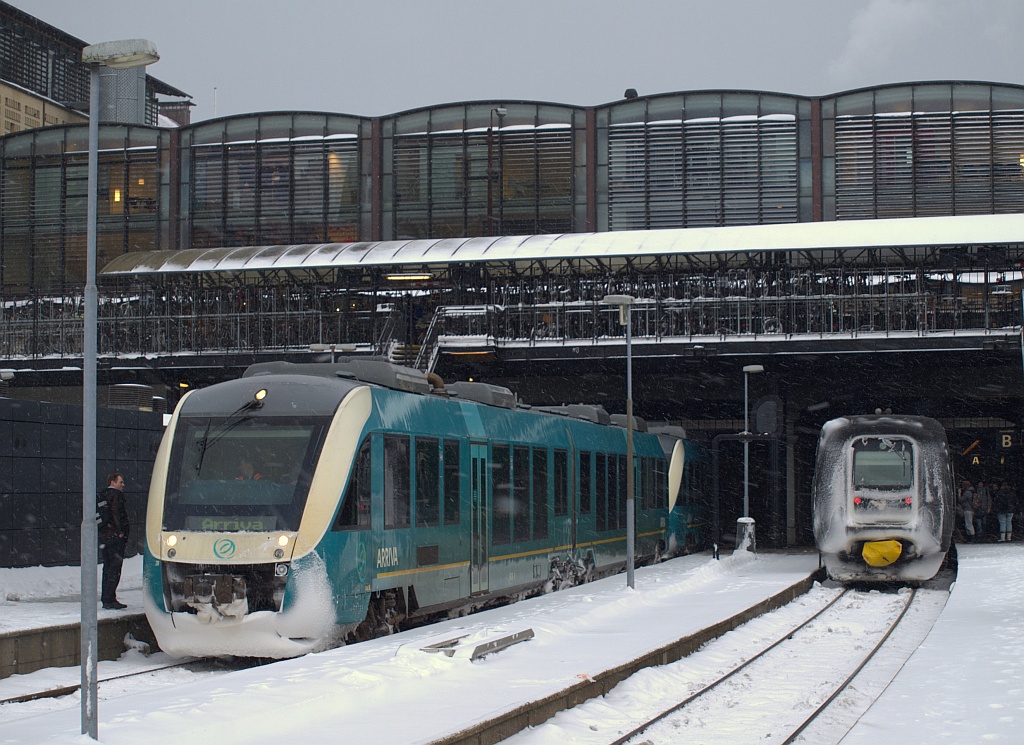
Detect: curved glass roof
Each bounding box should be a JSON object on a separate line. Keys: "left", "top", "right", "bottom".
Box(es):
{"left": 101, "top": 214, "right": 1024, "bottom": 276}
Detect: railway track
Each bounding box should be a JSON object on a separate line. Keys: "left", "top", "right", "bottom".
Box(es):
{"left": 0, "top": 655, "right": 268, "bottom": 708}
{"left": 610, "top": 587, "right": 922, "bottom": 745}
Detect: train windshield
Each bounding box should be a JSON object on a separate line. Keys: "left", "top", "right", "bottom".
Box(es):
{"left": 162, "top": 414, "right": 330, "bottom": 532}
{"left": 851, "top": 437, "right": 914, "bottom": 490}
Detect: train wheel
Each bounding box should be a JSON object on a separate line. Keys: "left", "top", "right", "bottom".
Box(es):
{"left": 353, "top": 590, "right": 406, "bottom": 641}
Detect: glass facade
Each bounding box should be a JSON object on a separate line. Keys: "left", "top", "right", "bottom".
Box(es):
{"left": 597, "top": 93, "right": 812, "bottom": 230}
{"left": 0, "top": 14, "right": 87, "bottom": 112}
{"left": 181, "top": 112, "right": 370, "bottom": 248}
{"left": 0, "top": 123, "right": 168, "bottom": 296}
{"left": 824, "top": 83, "right": 1024, "bottom": 220}
{"left": 2, "top": 82, "right": 1024, "bottom": 309}
{"left": 382, "top": 103, "right": 582, "bottom": 239}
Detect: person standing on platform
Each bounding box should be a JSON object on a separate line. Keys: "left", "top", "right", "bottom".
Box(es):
{"left": 974, "top": 480, "right": 992, "bottom": 540}
{"left": 97, "top": 471, "right": 129, "bottom": 610}
{"left": 958, "top": 480, "right": 976, "bottom": 542}
{"left": 994, "top": 480, "right": 1016, "bottom": 542}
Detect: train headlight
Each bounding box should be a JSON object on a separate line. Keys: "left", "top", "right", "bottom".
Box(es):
{"left": 166, "top": 535, "right": 178, "bottom": 547}
{"left": 277, "top": 535, "right": 289, "bottom": 547}
{"left": 168, "top": 548, "right": 176, "bottom": 558}
{"left": 274, "top": 548, "right": 284, "bottom": 559}
{"left": 275, "top": 563, "right": 289, "bottom": 577}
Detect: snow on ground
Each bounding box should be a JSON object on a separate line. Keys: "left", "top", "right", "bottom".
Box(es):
{"left": 0, "top": 544, "right": 1021, "bottom": 744}
{"left": 0, "top": 549, "right": 813, "bottom": 743}
{"left": 844, "top": 543, "right": 1024, "bottom": 743}
{"left": 0, "top": 556, "right": 144, "bottom": 634}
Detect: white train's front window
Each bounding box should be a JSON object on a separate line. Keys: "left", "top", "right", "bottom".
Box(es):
{"left": 163, "top": 415, "right": 330, "bottom": 532}
{"left": 850, "top": 436, "right": 915, "bottom": 520}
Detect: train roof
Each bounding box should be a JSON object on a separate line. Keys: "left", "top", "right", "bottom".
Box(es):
{"left": 817, "top": 414, "right": 948, "bottom": 445}
{"left": 237, "top": 360, "right": 668, "bottom": 431}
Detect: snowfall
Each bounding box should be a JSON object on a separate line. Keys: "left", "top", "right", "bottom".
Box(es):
{"left": 0, "top": 543, "right": 1022, "bottom": 744}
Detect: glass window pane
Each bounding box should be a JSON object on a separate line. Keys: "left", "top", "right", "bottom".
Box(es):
{"left": 384, "top": 435, "right": 410, "bottom": 529}
{"left": 444, "top": 439, "right": 460, "bottom": 524}
{"left": 415, "top": 437, "right": 440, "bottom": 527}
{"left": 492, "top": 445, "right": 511, "bottom": 545}
{"left": 532, "top": 448, "right": 548, "bottom": 539}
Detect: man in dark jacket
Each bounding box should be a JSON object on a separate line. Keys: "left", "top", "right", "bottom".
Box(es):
{"left": 98, "top": 472, "right": 129, "bottom": 610}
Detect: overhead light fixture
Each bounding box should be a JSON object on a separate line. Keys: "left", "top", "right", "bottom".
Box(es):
{"left": 386, "top": 273, "right": 432, "bottom": 281}
{"left": 82, "top": 38, "right": 160, "bottom": 69}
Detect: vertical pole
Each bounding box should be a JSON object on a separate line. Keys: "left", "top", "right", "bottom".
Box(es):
{"left": 743, "top": 370, "right": 750, "bottom": 519}
{"left": 625, "top": 305, "right": 634, "bottom": 588}
{"left": 486, "top": 111, "right": 494, "bottom": 237}
{"left": 81, "top": 62, "right": 100, "bottom": 740}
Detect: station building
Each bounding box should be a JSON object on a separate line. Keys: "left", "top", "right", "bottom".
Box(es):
{"left": 2, "top": 2, "right": 1024, "bottom": 549}
{"left": 2, "top": 79, "right": 1024, "bottom": 299}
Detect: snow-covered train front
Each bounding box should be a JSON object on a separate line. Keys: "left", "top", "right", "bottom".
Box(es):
{"left": 143, "top": 359, "right": 708, "bottom": 658}
{"left": 812, "top": 415, "right": 955, "bottom": 582}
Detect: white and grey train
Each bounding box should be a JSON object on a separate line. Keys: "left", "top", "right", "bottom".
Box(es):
{"left": 812, "top": 415, "right": 956, "bottom": 582}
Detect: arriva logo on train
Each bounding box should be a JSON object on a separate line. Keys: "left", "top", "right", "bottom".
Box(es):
{"left": 377, "top": 546, "right": 399, "bottom": 568}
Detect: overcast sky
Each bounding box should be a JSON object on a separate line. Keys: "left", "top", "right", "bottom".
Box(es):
{"left": 12, "top": 1, "right": 1024, "bottom": 122}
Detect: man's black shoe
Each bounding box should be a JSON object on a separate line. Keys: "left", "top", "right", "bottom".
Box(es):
{"left": 102, "top": 601, "right": 127, "bottom": 610}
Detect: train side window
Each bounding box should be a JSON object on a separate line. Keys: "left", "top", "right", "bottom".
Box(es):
{"left": 492, "top": 444, "right": 511, "bottom": 545}
{"left": 579, "top": 451, "right": 592, "bottom": 514}
{"left": 384, "top": 435, "right": 411, "bottom": 529}
{"left": 553, "top": 449, "right": 568, "bottom": 517}
{"left": 514, "top": 446, "right": 531, "bottom": 543}
{"left": 640, "top": 457, "right": 650, "bottom": 510}
{"left": 533, "top": 447, "right": 549, "bottom": 540}
{"left": 443, "top": 439, "right": 460, "bottom": 525}
{"left": 333, "top": 437, "right": 371, "bottom": 531}
{"left": 616, "top": 455, "right": 627, "bottom": 529}
{"left": 415, "top": 437, "right": 440, "bottom": 527}
{"left": 596, "top": 452, "right": 608, "bottom": 531}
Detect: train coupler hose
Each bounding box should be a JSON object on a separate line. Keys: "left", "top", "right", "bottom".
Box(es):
{"left": 862, "top": 539, "right": 903, "bottom": 567}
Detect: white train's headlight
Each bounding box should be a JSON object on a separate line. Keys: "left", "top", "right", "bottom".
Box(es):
{"left": 166, "top": 535, "right": 178, "bottom": 547}
{"left": 277, "top": 535, "right": 289, "bottom": 547}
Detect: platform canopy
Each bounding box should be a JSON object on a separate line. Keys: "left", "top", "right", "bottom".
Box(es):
{"left": 100, "top": 213, "right": 1024, "bottom": 276}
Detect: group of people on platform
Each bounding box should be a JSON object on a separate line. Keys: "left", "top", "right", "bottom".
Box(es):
{"left": 957, "top": 479, "right": 1019, "bottom": 543}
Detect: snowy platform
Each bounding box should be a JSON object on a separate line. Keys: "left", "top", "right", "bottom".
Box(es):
{"left": 0, "top": 549, "right": 820, "bottom": 744}
{"left": 843, "top": 543, "right": 1024, "bottom": 743}
{"left": 0, "top": 557, "right": 149, "bottom": 679}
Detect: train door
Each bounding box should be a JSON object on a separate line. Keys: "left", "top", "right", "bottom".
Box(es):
{"left": 470, "top": 442, "right": 489, "bottom": 594}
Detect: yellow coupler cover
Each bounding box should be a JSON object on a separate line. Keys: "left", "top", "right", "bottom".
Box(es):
{"left": 862, "top": 539, "right": 903, "bottom": 567}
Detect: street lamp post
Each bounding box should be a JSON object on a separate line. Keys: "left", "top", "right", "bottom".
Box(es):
{"left": 485, "top": 107, "right": 507, "bottom": 236}
{"left": 741, "top": 364, "right": 764, "bottom": 518}
{"left": 80, "top": 38, "right": 159, "bottom": 741}
{"left": 602, "top": 294, "right": 635, "bottom": 588}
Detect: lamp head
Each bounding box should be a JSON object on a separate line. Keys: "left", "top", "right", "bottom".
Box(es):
{"left": 82, "top": 39, "right": 159, "bottom": 69}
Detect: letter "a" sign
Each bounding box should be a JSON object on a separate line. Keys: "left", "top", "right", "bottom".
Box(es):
{"left": 972, "top": 455, "right": 981, "bottom": 465}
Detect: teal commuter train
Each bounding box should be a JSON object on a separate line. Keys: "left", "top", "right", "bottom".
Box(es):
{"left": 143, "top": 360, "right": 708, "bottom": 658}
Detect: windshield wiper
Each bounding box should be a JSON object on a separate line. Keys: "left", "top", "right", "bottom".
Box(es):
{"left": 194, "top": 400, "right": 260, "bottom": 472}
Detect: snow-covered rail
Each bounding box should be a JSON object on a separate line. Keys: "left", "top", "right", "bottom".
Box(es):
{"left": 613, "top": 587, "right": 920, "bottom": 745}
{"left": 501, "top": 582, "right": 949, "bottom": 745}
{"left": 0, "top": 655, "right": 267, "bottom": 709}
